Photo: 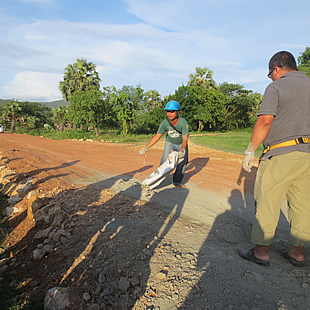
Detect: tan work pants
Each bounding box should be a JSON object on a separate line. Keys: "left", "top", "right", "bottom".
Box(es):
{"left": 251, "top": 151, "right": 310, "bottom": 246}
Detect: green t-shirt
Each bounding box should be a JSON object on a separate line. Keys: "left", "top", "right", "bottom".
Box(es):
{"left": 157, "top": 117, "right": 189, "bottom": 145}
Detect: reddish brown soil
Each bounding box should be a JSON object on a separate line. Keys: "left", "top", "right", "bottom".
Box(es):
{"left": 0, "top": 132, "right": 258, "bottom": 246}
{"left": 3, "top": 132, "right": 305, "bottom": 310}
{"left": 0, "top": 132, "right": 256, "bottom": 192}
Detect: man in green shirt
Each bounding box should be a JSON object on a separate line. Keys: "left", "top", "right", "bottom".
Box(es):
{"left": 139, "top": 100, "right": 189, "bottom": 188}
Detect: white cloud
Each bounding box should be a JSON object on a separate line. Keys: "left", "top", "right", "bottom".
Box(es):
{"left": 4, "top": 18, "right": 233, "bottom": 87}
{"left": 2, "top": 72, "right": 62, "bottom": 102}
{"left": 1, "top": 0, "right": 310, "bottom": 101}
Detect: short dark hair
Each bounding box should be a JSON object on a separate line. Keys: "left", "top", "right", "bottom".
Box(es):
{"left": 269, "top": 51, "right": 297, "bottom": 71}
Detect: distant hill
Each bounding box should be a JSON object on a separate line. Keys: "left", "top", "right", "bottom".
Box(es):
{"left": 0, "top": 99, "right": 70, "bottom": 109}
{"left": 40, "top": 100, "right": 70, "bottom": 109}
{"left": 0, "top": 99, "right": 10, "bottom": 107}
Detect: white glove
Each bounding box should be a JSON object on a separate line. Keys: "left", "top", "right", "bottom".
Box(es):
{"left": 243, "top": 150, "right": 255, "bottom": 173}
{"left": 177, "top": 150, "right": 185, "bottom": 160}
{"left": 139, "top": 147, "right": 147, "bottom": 155}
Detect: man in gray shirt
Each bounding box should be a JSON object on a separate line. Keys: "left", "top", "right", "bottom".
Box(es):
{"left": 239, "top": 51, "right": 310, "bottom": 267}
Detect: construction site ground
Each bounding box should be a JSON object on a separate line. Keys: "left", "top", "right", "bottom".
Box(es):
{"left": 0, "top": 132, "right": 309, "bottom": 310}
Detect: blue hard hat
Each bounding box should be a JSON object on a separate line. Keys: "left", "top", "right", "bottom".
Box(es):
{"left": 164, "top": 100, "right": 180, "bottom": 111}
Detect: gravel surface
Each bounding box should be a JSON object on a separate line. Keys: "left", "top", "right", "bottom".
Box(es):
{"left": 0, "top": 132, "right": 309, "bottom": 310}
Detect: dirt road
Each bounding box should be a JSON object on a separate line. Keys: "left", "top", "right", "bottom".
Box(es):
{"left": 0, "top": 133, "right": 309, "bottom": 310}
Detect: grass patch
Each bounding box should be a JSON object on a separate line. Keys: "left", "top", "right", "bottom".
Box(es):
{"left": 18, "top": 129, "right": 152, "bottom": 144}
{"left": 190, "top": 132, "right": 264, "bottom": 157}
{"left": 16, "top": 128, "right": 265, "bottom": 155}
{"left": 6, "top": 293, "right": 44, "bottom": 310}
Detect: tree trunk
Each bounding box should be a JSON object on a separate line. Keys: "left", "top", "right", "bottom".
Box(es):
{"left": 11, "top": 117, "right": 15, "bottom": 131}
{"left": 59, "top": 122, "right": 64, "bottom": 133}
{"left": 123, "top": 123, "right": 128, "bottom": 135}
{"left": 95, "top": 126, "right": 99, "bottom": 137}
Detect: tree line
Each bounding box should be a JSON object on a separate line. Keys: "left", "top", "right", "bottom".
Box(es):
{"left": 1, "top": 47, "right": 309, "bottom": 136}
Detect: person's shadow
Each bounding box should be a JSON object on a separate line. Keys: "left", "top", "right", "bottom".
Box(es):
{"left": 58, "top": 172, "right": 189, "bottom": 309}
{"left": 237, "top": 166, "right": 257, "bottom": 210}
{"left": 15, "top": 164, "right": 189, "bottom": 309}
{"left": 178, "top": 189, "right": 293, "bottom": 309}
{"left": 184, "top": 157, "right": 209, "bottom": 183}
{"left": 177, "top": 188, "right": 255, "bottom": 309}
{"left": 237, "top": 165, "right": 290, "bottom": 235}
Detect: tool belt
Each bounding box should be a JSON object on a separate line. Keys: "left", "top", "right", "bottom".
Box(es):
{"left": 262, "top": 137, "right": 310, "bottom": 156}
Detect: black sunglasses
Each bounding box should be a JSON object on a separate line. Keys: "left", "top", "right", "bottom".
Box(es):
{"left": 166, "top": 110, "right": 177, "bottom": 113}
{"left": 267, "top": 65, "right": 282, "bottom": 78}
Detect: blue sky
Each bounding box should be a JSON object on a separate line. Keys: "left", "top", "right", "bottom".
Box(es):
{"left": 0, "top": 0, "right": 309, "bottom": 102}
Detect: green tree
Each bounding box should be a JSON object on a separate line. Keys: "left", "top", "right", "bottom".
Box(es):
{"left": 137, "top": 104, "right": 166, "bottom": 134}
{"left": 18, "top": 101, "right": 51, "bottom": 130}
{"left": 191, "top": 87, "right": 227, "bottom": 131}
{"left": 298, "top": 47, "right": 310, "bottom": 78}
{"left": 69, "top": 87, "right": 113, "bottom": 136}
{"left": 25, "top": 115, "right": 37, "bottom": 130}
{"left": 218, "top": 82, "right": 261, "bottom": 129}
{"left": 1, "top": 100, "right": 22, "bottom": 131}
{"left": 247, "top": 92, "right": 263, "bottom": 126}
{"left": 111, "top": 85, "right": 144, "bottom": 135}
{"left": 166, "top": 85, "right": 222, "bottom": 131}
{"left": 187, "top": 67, "right": 217, "bottom": 90}
{"left": 167, "top": 83, "right": 258, "bottom": 132}
{"left": 189, "top": 87, "right": 212, "bottom": 132}
{"left": 59, "top": 58, "right": 100, "bottom": 102}
{"left": 143, "top": 90, "right": 162, "bottom": 111}
{"left": 0, "top": 108, "right": 10, "bottom": 131}
{"left": 52, "top": 106, "right": 70, "bottom": 132}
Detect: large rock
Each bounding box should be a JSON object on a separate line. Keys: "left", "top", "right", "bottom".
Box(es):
{"left": 28, "top": 196, "right": 51, "bottom": 222}
{"left": 4, "top": 178, "right": 33, "bottom": 207}
{"left": 16, "top": 177, "right": 33, "bottom": 196}
{"left": 7, "top": 194, "right": 22, "bottom": 204}
{"left": 0, "top": 168, "right": 17, "bottom": 184}
{"left": 5, "top": 206, "right": 22, "bottom": 216}
{"left": 33, "top": 204, "right": 61, "bottom": 225}
{"left": 33, "top": 244, "right": 54, "bottom": 260}
{"left": 51, "top": 214, "right": 64, "bottom": 227}
{"left": 44, "top": 287, "right": 74, "bottom": 310}
{"left": 33, "top": 248, "right": 45, "bottom": 260}
{"left": 34, "top": 227, "right": 53, "bottom": 239}
{"left": 119, "top": 277, "right": 130, "bottom": 292}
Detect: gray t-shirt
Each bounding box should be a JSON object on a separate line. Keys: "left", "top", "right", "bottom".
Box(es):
{"left": 157, "top": 117, "right": 189, "bottom": 145}
{"left": 258, "top": 71, "right": 310, "bottom": 159}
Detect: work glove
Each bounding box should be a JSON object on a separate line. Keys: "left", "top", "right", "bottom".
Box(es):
{"left": 139, "top": 147, "right": 148, "bottom": 155}
{"left": 177, "top": 150, "right": 185, "bottom": 160}
{"left": 243, "top": 150, "right": 255, "bottom": 173}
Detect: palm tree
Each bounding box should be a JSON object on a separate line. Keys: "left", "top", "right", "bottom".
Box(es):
{"left": 144, "top": 90, "right": 162, "bottom": 111}
{"left": 188, "top": 67, "right": 217, "bottom": 90}
{"left": 2, "top": 100, "right": 22, "bottom": 131}
{"left": 25, "top": 115, "right": 37, "bottom": 131}
{"left": 59, "top": 58, "right": 101, "bottom": 101}
{"left": 52, "top": 106, "right": 69, "bottom": 132}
